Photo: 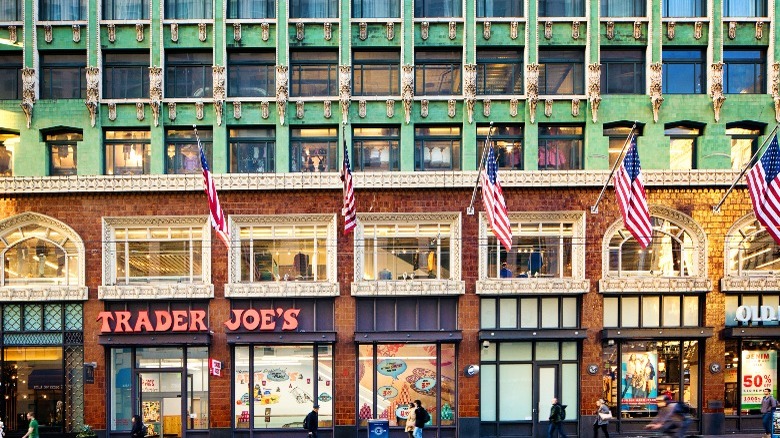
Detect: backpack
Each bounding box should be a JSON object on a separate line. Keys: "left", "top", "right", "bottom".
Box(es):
{"left": 303, "top": 414, "right": 309, "bottom": 430}
{"left": 419, "top": 408, "right": 431, "bottom": 425}
{"left": 674, "top": 402, "right": 691, "bottom": 415}
{"left": 140, "top": 424, "right": 148, "bottom": 437}
{"left": 559, "top": 404, "right": 567, "bottom": 421}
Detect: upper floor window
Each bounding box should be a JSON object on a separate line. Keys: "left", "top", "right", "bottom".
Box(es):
{"left": 166, "top": 52, "right": 213, "bottom": 99}
{"left": 361, "top": 221, "right": 454, "bottom": 281}
{"left": 40, "top": 52, "right": 86, "bottom": 99}
{"left": 477, "top": 125, "right": 523, "bottom": 170}
{"left": 477, "top": 0, "right": 522, "bottom": 17}
{"left": 40, "top": 0, "right": 86, "bottom": 20}
{"left": 0, "top": 53, "right": 22, "bottom": 100}
{"left": 352, "top": 126, "right": 400, "bottom": 171}
{"left": 290, "top": 0, "right": 337, "bottom": 18}
{"left": 481, "top": 297, "right": 578, "bottom": 329}
{"left": 290, "top": 51, "right": 338, "bottom": 97}
{"left": 228, "top": 0, "right": 275, "bottom": 19}
{"left": 165, "top": 0, "right": 212, "bottom": 19}
{"left": 105, "top": 130, "right": 151, "bottom": 175}
{"left": 665, "top": 123, "right": 702, "bottom": 170}
{"left": 486, "top": 221, "right": 575, "bottom": 279}
{"left": 290, "top": 127, "right": 337, "bottom": 173}
{"left": 415, "top": 0, "right": 461, "bottom": 17}
{"left": 539, "top": 0, "right": 584, "bottom": 17}
{"left": 604, "top": 124, "right": 642, "bottom": 168}
{"left": 415, "top": 50, "right": 462, "bottom": 96}
{"left": 724, "top": 49, "right": 765, "bottom": 94}
{"left": 603, "top": 295, "right": 700, "bottom": 327}
{"left": 0, "top": 131, "right": 17, "bottom": 176}
{"left": 1, "top": 0, "right": 22, "bottom": 21}
{"left": 353, "top": 0, "right": 399, "bottom": 18}
{"left": 104, "top": 219, "right": 209, "bottom": 285}
{"left": 353, "top": 51, "right": 400, "bottom": 97}
{"left": 103, "top": 52, "right": 150, "bottom": 99}
{"left": 229, "top": 127, "right": 275, "bottom": 173}
{"left": 662, "top": 49, "right": 704, "bottom": 94}
{"left": 103, "top": 0, "right": 148, "bottom": 20}
{"left": 601, "top": 0, "right": 644, "bottom": 17}
{"left": 727, "top": 124, "right": 762, "bottom": 170}
{"left": 476, "top": 49, "right": 523, "bottom": 95}
{"left": 166, "top": 128, "right": 212, "bottom": 174}
{"left": 228, "top": 51, "right": 274, "bottom": 98}
{"left": 724, "top": 0, "right": 766, "bottom": 17}
{"left": 725, "top": 218, "right": 780, "bottom": 276}
{"left": 46, "top": 131, "right": 81, "bottom": 176}
{"left": 414, "top": 126, "right": 461, "bottom": 171}
{"left": 538, "top": 125, "right": 583, "bottom": 170}
{"left": 663, "top": 0, "right": 705, "bottom": 17}
{"left": 726, "top": 295, "right": 780, "bottom": 327}
{"left": 1, "top": 218, "right": 81, "bottom": 286}
{"left": 601, "top": 49, "right": 644, "bottom": 95}
{"left": 608, "top": 216, "right": 696, "bottom": 277}
{"left": 539, "top": 49, "right": 584, "bottom": 95}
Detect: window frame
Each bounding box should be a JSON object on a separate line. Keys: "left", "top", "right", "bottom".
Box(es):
{"left": 665, "top": 123, "right": 702, "bottom": 170}
{"left": 415, "top": 50, "right": 463, "bottom": 96}
{"left": 289, "top": 127, "right": 338, "bottom": 173}
{"left": 538, "top": 125, "right": 584, "bottom": 170}
{"left": 601, "top": 49, "right": 645, "bottom": 95}
{"left": 352, "top": 126, "right": 401, "bottom": 171}
{"left": 352, "top": 50, "right": 400, "bottom": 97}
{"left": 227, "top": 0, "right": 276, "bottom": 19}
{"left": 289, "top": 51, "right": 338, "bottom": 98}
{"left": 227, "top": 51, "right": 275, "bottom": 98}
{"left": 725, "top": 216, "right": 780, "bottom": 277}
{"left": 603, "top": 124, "right": 644, "bottom": 168}
{"left": 723, "top": 0, "right": 766, "bottom": 17}
{"left": 476, "top": 49, "right": 524, "bottom": 96}
{"left": 538, "top": 49, "right": 585, "bottom": 95}
{"left": 477, "top": 125, "right": 524, "bottom": 170}
{"left": 40, "top": 52, "right": 87, "bottom": 99}
{"left": 538, "top": 0, "right": 584, "bottom": 17}
{"left": 602, "top": 294, "right": 701, "bottom": 328}
{"left": 165, "top": 51, "right": 213, "bottom": 99}
{"left": 39, "top": 0, "right": 86, "bottom": 20}
{"left": 165, "top": 128, "right": 213, "bottom": 175}
{"left": 163, "top": 0, "right": 213, "bottom": 19}
{"left": 46, "top": 131, "right": 82, "bottom": 176}
{"left": 289, "top": 0, "right": 338, "bottom": 18}
{"left": 477, "top": 0, "right": 523, "bottom": 17}
{"left": 480, "top": 296, "right": 580, "bottom": 329}
{"left": 0, "top": 53, "right": 23, "bottom": 100}
{"left": 414, "top": 125, "right": 462, "bottom": 171}
{"left": 103, "top": 51, "right": 150, "bottom": 100}
{"left": 102, "top": 0, "right": 149, "bottom": 20}
{"left": 727, "top": 123, "right": 763, "bottom": 170}
{"left": 352, "top": 0, "right": 400, "bottom": 18}
{"left": 104, "top": 130, "right": 151, "bottom": 175}
{"left": 414, "top": 0, "right": 462, "bottom": 17}
{"left": 228, "top": 127, "right": 276, "bottom": 173}
{"left": 662, "top": 49, "right": 705, "bottom": 94}
{"left": 723, "top": 49, "right": 766, "bottom": 94}
{"left": 600, "top": 0, "right": 645, "bottom": 17}
{"left": 0, "top": 0, "right": 22, "bottom": 21}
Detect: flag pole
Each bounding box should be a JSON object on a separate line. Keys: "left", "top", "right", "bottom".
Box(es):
{"left": 713, "top": 123, "right": 780, "bottom": 213}
{"left": 590, "top": 121, "right": 638, "bottom": 214}
{"left": 467, "top": 121, "right": 494, "bottom": 215}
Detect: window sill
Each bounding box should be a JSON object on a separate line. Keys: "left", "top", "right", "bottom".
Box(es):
{"left": 0, "top": 285, "right": 87, "bottom": 301}
{"left": 721, "top": 275, "right": 780, "bottom": 292}
{"left": 599, "top": 276, "right": 712, "bottom": 293}
{"left": 351, "top": 279, "right": 465, "bottom": 296}
{"left": 98, "top": 283, "right": 213, "bottom": 300}
{"left": 476, "top": 278, "right": 589, "bottom": 295}
{"left": 225, "top": 281, "right": 339, "bottom": 298}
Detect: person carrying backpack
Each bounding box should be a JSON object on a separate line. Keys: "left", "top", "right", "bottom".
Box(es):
{"left": 413, "top": 399, "right": 430, "bottom": 438}
{"left": 130, "top": 415, "right": 146, "bottom": 438}
{"left": 304, "top": 404, "right": 319, "bottom": 438}
{"left": 762, "top": 388, "right": 778, "bottom": 438}
{"left": 549, "top": 397, "right": 568, "bottom": 438}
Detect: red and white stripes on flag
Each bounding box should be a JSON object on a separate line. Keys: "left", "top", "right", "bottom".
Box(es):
{"left": 747, "top": 134, "right": 780, "bottom": 243}
{"left": 481, "top": 140, "right": 512, "bottom": 251}
{"left": 614, "top": 135, "right": 652, "bottom": 249}
{"left": 341, "top": 137, "right": 357, "bottom": 234}
{"left": 199, "top": 140, "right": 231, "bottom": 249}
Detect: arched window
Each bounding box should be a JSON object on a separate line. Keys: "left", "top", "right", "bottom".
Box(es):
{"left": 725, "top": 215, "right": 780, "bottom": 276}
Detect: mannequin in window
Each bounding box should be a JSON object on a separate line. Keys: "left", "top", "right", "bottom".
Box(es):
{"left": 294, "top": 252, "right": 310, "bottom": 279}
{"left": 427, "top": 250, "right": 436, "bottom": 278}
{"left": 379, "top": 268, "right": 392, "bottom": 280}
{"left": 500, "top": 262, "right": 513, "bottom": 278}
{"left": 36, "top": 240, "right": 47, "bottom": 277}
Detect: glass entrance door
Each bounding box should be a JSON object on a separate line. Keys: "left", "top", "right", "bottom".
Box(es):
{"left": 535, "top": 365, "right": 559, "bottom": 438}
{"left": 138, "top": 372, "right": 183, "bottom": 438}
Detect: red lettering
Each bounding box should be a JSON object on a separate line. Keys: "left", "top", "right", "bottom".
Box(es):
{"left": 115, "top": 311, "right": 132, "bottom": 333}
{"left": 224, "top": 310, "right": 243, "bottom": 331}
{"left": 189, "top": 310, "right": 207, "bottom": 331}
{"left": 96, "top": 312, "right": 115, "bottom": 333}
{"left": 260, "top": 309, "right": 276, "bottom": 330}
{"left": 155, "top": 310, "right": 172, "bottom": 331}
{"left": 282, "top": 309, "right": 301, "bottom": 330}
{"left": 134, "top": 311, "right": 154, "bottom": 332}
{"left": 242, "top": 309, "right": 260, "bottom": 330}
{"left": 172, "top": 310, "right": 188, "bottom": 332}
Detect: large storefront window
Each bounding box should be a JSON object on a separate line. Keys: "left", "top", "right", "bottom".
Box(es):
{"left": 238, "top": 223, "right": 328, "bottom": 282}
{"left": 362, "top": 222, "right": 452, "bottom": 281}
{"left": 725, "top": 340, "right": 779, "bottom": 417}
{"left": 1, "top": 222, "right": 80, "bottom": 286}
{"left": 486, "top": 221, "right": 573, "bottom": 279}
{"left": 608, "top": 217, "right": 696, "bottom": 277}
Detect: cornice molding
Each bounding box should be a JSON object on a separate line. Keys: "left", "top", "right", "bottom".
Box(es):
{"left": 98, "top": 284, "right": 214, "bottom": 300}
{"left": 351, "top": 280, "right": 466, "bottom": 296}
{"left": 599, "top": 277, "right": 712, "bottom": 293}
{"left": 225, "top": 282, "right": 339, "bottom": 298}
{"left": 721, "top": 276, "right": 780, "bottom": 292}
{"left": 476, "top": 279, "right": 590, "bottom": 295}
{"left": 0, "top": 286, "right": 88, "bottom": 301}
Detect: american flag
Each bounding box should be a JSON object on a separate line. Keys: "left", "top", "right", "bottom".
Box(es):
{"left": 341, "top": 137, "right": 357, "bottom": 234}
{"left": 481, "top": 140, "right": 512, "bottom": 251}
{"left": 614, "top": 135, "right": 652, "bottom": 249}
{"left": 747, "top": 134, "right": 780, "bottom": 244}
{"left": 198, "top": 138, "right": 231, "bottom": 249}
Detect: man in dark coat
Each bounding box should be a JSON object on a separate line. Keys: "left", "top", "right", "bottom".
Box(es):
{"left": 304, "top": 404, "right": 319, "bottom": 437}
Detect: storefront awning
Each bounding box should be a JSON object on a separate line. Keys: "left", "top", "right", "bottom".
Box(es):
{"left": 226, "top": 331, "right": 337, "bottom": 344}
{"left": 354, "top": 331, "right": 462, "bottom": 342}
{"left": 601, "top": 327, "right": 714, "bottom": 340}
{"left": 479, "top": 329, "right": 588, "bottom": 341}
{"left": 724, "top": 327, "right": 780, "bottom": 338}
{"left": 98, "top": 333, "right": 212, "bottom": 346}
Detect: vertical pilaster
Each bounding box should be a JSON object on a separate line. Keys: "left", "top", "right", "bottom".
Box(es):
{"left": 211, "top": 0, "right": 227, "bottom": 172}
{"left": 399, "top": 0, "right": 414, "bottom": 171}
{"left": 149, "top": 0, "right": 164, "bottom": 174}
{"left": 525, "top": 0, "right": 539, "bottom": 170}
{"left": 462, "top": 0, "right": 476, "bottom": 170}
{"left": 274, "top": 0, "right": 289, "bottom": 172}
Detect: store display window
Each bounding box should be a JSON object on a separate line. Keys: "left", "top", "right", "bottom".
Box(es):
{"left": 724, "top": 339, "right": 780, "bottom": 416}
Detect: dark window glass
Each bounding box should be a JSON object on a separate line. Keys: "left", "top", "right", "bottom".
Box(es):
{"left": 227, "top": 0, "right": 275, "bottom": 18}
{"left": 352, "top": 0, "right": 399, "bottom": 18}
{"left": 290, "top": 0, "right": 337, "bottom": 18}
{"left": 164, "top": 0, "right": 212, "bottom": 18}
{"left": 353, "top": 51, "right": 400, "bottom": 96}
{"left": 165, "top": 52, "right": 213, "bottom": 98}
{"left": 724, "top": 0, "right": 766, "bottom": 16}
{"left": 476, "top": 50, "right": 523, "bottom": 95}
{"left": 105, "top": 130, "right": 151, "bottom": 175}
{"left": 166, "top": 128, "right": 212, "bottom": 174}
{"left": 228, "top": 51, "right": 274, "bottom": 98}
{"left": 414, "top": 126, "right": 461, "bottom": 171}
{"left": 40, "top": 53, "right": 87, "bottom": 99}
{"left": 229, "top": 127, "right": 275, "bottom": 173}
{"left": 352, "top": 126, "right": 400, "bottom": 171}
{"left": 355, "top": 298, "right": 458, "bottom": 331}
{"left": 415, "top": 50, "right": 462, "bottom": 96}
{"left": 601, "top": 0, "right": 644, "bottom": 16}
{"left": 103, "top": 52, "right": 150, "bottom": 99}
{"left": 290, "top": 127, "right": 338, "bottom": 172}
{"left": 46, "top": 132, "right": 82, "bottom": 176}
{"left": 601, "top": 49, "right": 645, "bottom": 94}
{"left": 0, "top": 54, "right": 22, "bottom": 100}
{"left": 663, "top": 0, "right": 704, "bottom": 17}
{"left": 290, "top": 51, "right": 338, "bottom": 97}
{"left": 539, "top": 0, "right": 584, "bottom": 17}
{"left": 40, "top": 0, "right": 86, "bottom": 20}
{"left": 539, "top": 50, "right": 584, "bottom": 95}
{"left": 415, "top": 0, "right": 461, "bottom": 17}
{"left": 103, "top": 0, "right": 148, "bottom": 19}
{"left": 724, "top": 50, "right": 765, "bottom": 94}
{"left": 0, "top": 0, "right": 22, "bottom": 20}
{"left": 662, "top": 49, "right": 704, "bottom": 94}
{"left": 538, "top": 125, "right": 583, "bottom": 170}
{"left": 477, "top": 125, "right": 523, "bottom": 170}
{"left": 477, "top": 0, "right": 522, "bottom": 17}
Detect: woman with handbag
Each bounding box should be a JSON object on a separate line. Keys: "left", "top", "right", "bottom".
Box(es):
{"left": 594, "top": 398, "right": 612, "bottom": 438}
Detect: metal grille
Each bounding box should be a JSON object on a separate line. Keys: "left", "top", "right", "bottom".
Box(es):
{"left": 44, "top": 304, "right": 63, "bottom": 331}
{"left": 64, "top": 332, "right": 83, "bottom": 345}
{"left": 65, "top": 303, "right": 83, "bottom": 330}
{"left": 24, "top": 304, "right": 42, "bottom": 331}
{"left": 3, "top": 304, "right": 21, "bottom": 331}
{"left": 4, "top": 333, "right": 63, "bottom": 345}
{"left": 65, "top": 346, "right": 85, "bottom": 433}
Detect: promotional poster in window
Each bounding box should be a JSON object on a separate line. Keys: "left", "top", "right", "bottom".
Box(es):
{"left": 621, "top": 352, "right": 658, "bottom": 409}
{"left": 741, "top": 350, "right": 776, "bottom": 411}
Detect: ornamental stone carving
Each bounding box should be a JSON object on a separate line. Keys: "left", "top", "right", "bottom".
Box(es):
{"left": 276, "top": 65, "right": 288, "bottom": 125}
{"left": 233, "top": 23, "right": 241, "bottom": 41}
{"left": 324, "top": 100, "right": 331, "bottom": 118}
{"left": 261, "top": 22, "right": 269, "bottom": 41}
{"left": 44, "top": 25, "right": 52, "bottom": 43}
{"left": 233, "top": 101, "right": 242, "bottom": 119}
{"left": 421, "top": 99, "right": 428, "bottom": 118}
{"left": 509, "top": 98, "right": 518, "bottom": 117}
{"left": 149, "top": 66, "right": 162, "bottom": 127}
{"left": 168, "top": 102, "right": 177, "bottom": 121}
{"left": 214, "top": 99, "right": 224, "bottom": 124}
{"left": 136, "top": 23, "right": 144, "bottom": 42}
{"left": 694, "top": 21, "right": 702, "bottom": 39}
{"left": 449, "top": 21, "right": 456, "bottom": 39}
{"left": 386, "top": 99, "right": 394, "bottom": 118}
{"left": 483, "top": 21, "right": 491, "bottom": 40}
{"left": 260, "top": 100, "right": 269, "bottom": 119}
{"left": 650, "top": 62, "right": 663, "bottom": 123}
{"left": 483, "top": 99, "right": 491, "bottom": 117}
{"left": 359, "top": 100, "right": 366, "bottom": 118}
{"left": 510, "top": 21, "right": 518, "bottom": 39}
{"left": 587, "top": 63, "right": 601, "bottom": 123}
{"left": 108, "top": 103, "right": 117, "bottom": 121}
{"left": 421, "top": 22, "right": 429, "bottom": 40}
{"left": 571, "top": 20, "right": 580, "bottom": 39}
{"left": 667, "top": 21, "right": 675, "bottom": 39}
{"left": 324, "top": 22, "right": 333, "bottom": 41}
{"left": 358, "top": 22, "right": 367, "bottom": 40}
{"left": 107, "top": 23, "right": 116, "bottom": 42}
{"left": 728, "top": 21, "right": 736, "bottom": 39}
{"left": 100, "top": 284, "right": 214, "bottom": 300}
{"left": 213, "top": 65, "right": 226, "bottom": 125}
{"left": 386, "top": 22, "right": 394, "bottom": 40}
{"left": 72, "top": 24, "right": 81, "bottom": 42}
{"left": 170, "top": 23, "right": 178, "bottom": 42}
{"left": 606, "top": 21, "right": 615, "bottom": 39}
{"left": 464, "top": 63, "right": 477, "bottom": 123}
{"left": 339, "top": 65, "right": 351, "bottom": 123}
{"left": 544, "top": 99, "right": 553, "bottom": 117}
{"left": 448, "top": 99, "right": 456, "bottom": 118}
{"left": 771, "top": 63, "right": 780, "bottom": 122}
{"left": 20, "top": 68, "right": 35, "bottom": 128}
{"left": 85, "top": 66, "right": 100, "bottom": 127}
{"left": 8, "top": 26, "right": 17, "bottom": 44}
{"left": 634, "top": 20, "right": 642, "bottom": 39}
{"left": 296, "top": 100, "right": 304, "bottom": 119}
{"left": 756, "top": 21, "right": 764, "bottom": 39}
{"left": 571, "top": 98, "right": 580, "bottom": 117}
{"left": 296, "top": 22, "right": 304, "bottom": 41}
{"left": 544, "top": 21, "right": 552, "bottom": 39}
{"left": 195, "top": 101, "right": 204, "bottom": 120}
{"left": 710, "top": 62, "right": 726, "bottom": 122}
{"left": 198, "top": 23, "right": 207, "bottom": 41}
{"left": 401, "top": 64, "right": 414, "bottom": 124}
{"left": 526, "top": 63, "right": 539, "bottom": 124}
{"left": 136, "top": 102, "right": 145, "bottom": 121}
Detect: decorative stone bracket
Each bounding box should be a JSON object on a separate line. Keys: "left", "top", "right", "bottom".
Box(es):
{"left": 587, "top": 63, "right": 601, "bottom": 123}
{"left": 464, "top": 64, "right": 476, "bottom": 124}
{"left": 772, "top": 63, "right": 780, "bottom": 122}
{"left": 85, "top": 66, "right": 100, "bottom": 127}
{"left": 213, "top": 65, "right": 226, "bottom": 126}
{"left": 20, "top": 68, "right": 36, "bottom": 128}
{"left": 649, "top": 63, "right": 663, "bottom": 123}
{"left": 526, "top": 64, "right": 539, "bottom": 124}
{"left": 710, "top": 62, "right": 726, "bottom": 122}
{"left": 149, "top": 66, "right": 163, "bottom": 127}
{"left": 276, "top": 65, "right": 288, "bottom": 125}
{"left": 339, "top": 65, "right": 351, "bottom": 123}
{"left": 401, "top": 64, "right": 414, "bottom": 124}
